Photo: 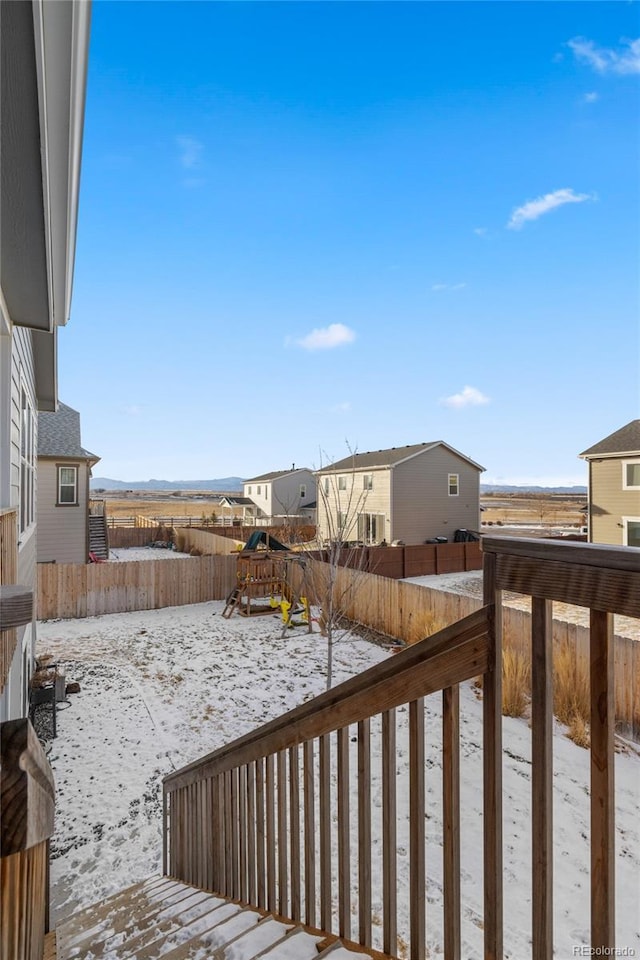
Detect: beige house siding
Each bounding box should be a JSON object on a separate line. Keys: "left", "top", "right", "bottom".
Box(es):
{"left": 589, "top": 458, "right": 640, "bottom": 546}
{"left": 37, "top": 457, "right": 90, "bottom": 563}
{"left": 392, "top": 447, "right": 481, "bottom": 543}
{"left": 316, "top": 469, "right": 391, "bottom": 542}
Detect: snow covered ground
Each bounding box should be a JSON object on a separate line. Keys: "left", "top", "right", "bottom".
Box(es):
{"left": 37, "top": 597, "right": 639, "bottom": 959}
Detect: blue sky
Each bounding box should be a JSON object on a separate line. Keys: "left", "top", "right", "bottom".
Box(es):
{"left": 62, "top": 1, "right": 640, "bottom": 485}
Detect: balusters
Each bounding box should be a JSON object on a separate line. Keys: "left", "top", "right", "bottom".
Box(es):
{"left": 409, "top": 698, "right": 426, "bottom": 959}
{"left": 303, "top": 739, "right": 316, "bottom": 927}
{"left": 358, "top": 718, "right": 372, "bottom": 948}
{"left": 247, "top": 762, "right": 257, "bottom": 904}
{"left": 277, "top": 750, "right": 288, "bottom": 916}
{"left": 337, "top": 725, "right": 351, "bottom": 940}
{"left": 256, "top": 758, "right": 266, "bottom": 909}
{"left": 319, "top": 732, "right": 332, "bottom": 931}
{"left": 239, "top": 764, "right": 248, "bottom": 902}
{"left": 443, "top": 685, "right": 461, "bottom": 960}
{"left": 289, "top": 745, "right": 301, "bottom": 921}
{"left": 266, "top": 754, "right": 276, "bottom": 912}
{"left": 382, "top": 708, "right": 397, "bottom": 956}
{"left": 531, "top": 598, "right": 553, "bottom": 960}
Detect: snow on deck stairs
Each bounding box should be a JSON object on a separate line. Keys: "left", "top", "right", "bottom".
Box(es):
{"left": 53, "top": 876, "right": 390, "bottom": 960}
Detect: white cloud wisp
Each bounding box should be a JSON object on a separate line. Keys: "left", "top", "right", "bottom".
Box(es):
{"left": 568, "top": 36, "right": 640, "bottom": 76}
{"left": 440, "top": 386, "right": 490, "bottom": 409}
{"left": 176, "top": 135, "right": 204, "bottom": 169}
{"left": 295, "top": 323, "right": 356, "bottom": 351}
{"left": 507, "top": 188, "right": 592, "bottom": 230}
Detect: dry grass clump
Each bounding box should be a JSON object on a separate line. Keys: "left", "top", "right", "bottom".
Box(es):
{"left": 554, "top": 640, "right": 590, "bottom": 747}
{"left": 554, "top": 641, "right": 590, "bottom": 726}
{"left": 502, "top": 646, "right": 531, "bottom": 717}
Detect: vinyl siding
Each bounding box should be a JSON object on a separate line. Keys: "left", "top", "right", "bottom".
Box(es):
{"left": 316, "top": 469, "right": 391, "bottom": 542}
{"left": 37, "top": 458, "right": 89, "bottom": 563}
{"left": 245, "top": 470, "right": 315, "bottom": 520}
{"left": 391, "top": 447, "right": 481, "bottom": 544}
{"left": 1, "top": 323, "right": 37, "bottom": 720}
{"left": 589, "top": 458, "right": 640, "bottom": 546}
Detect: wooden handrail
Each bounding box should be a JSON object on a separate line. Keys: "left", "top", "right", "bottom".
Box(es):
{"left": 482, "top": 533, "right": 640, "bottom": 572}
{"left": 1, "top": 718, "right": 55, "bottom": 856}
{"left": 164, "top": 605, "right": 490, "bottom": 792}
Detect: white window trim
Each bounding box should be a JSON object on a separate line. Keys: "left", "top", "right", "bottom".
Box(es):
{"left": 622, "top": 459, "right": 640, "bottom": 490}
{"left": 19, "top": 381, "right": 36, "bottom": 534}
{"left": 299, "top": 484, "right": 306, "bottom": 498}
{"left": 622, "top": 516, "right": 640, "bottom": 548}
{"left": 363, "top": 474, "right": 373, "bottom": 491}
{"left": 448, "top": 473, "right": 460, "bottom": 496}
{"left": 57, "top": 464, "right": 79, "bottom": 505}
{"left": 338, "top": 476, "right": 347, "bottom": 491}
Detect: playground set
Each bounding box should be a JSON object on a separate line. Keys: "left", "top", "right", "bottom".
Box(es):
{"left": 222, "top": 531, "right": 313, "bottom": 633}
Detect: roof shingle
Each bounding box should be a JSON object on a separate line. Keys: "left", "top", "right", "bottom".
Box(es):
{"left": 579, "top": 420, "right": 640, "bottom": 458}
{"left": 38, "top": 402, "right": 98, "bottom": 460}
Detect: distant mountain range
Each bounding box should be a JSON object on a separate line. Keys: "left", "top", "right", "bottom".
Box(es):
{"left": 90, "top": 477, "right": 587, "bottom": 495}
{"left": 90, "top": 477, "right": 244, "bottom": 492}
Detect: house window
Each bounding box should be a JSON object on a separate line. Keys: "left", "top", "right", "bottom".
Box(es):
{"left": 58, "top": 466, "right": 79, "bottom": 505}
{"left": 363, "top": 474, "right": 373, "bottom": 491}
{"left": 623, "top": 460, "right": 640, "bottom": 490}
{"left": 357, "top": 512, "right": 385, "bottom": 543}
{"left": 338, "top": 476, "right": 347, "bottom": 491}
{"left": 623, "top": 518, "right": 640, "bottom": 548}
{"left": 324, "top": 478, "right": 329, "bottom": 495}
{"left": 300, "top": 484, "right": 306, "bottom": 499}
{"left": 264, "top": 484, "right": 269, "bottom": 497}
{"left": 19, "top": 387, "right": 36, "bottom": 533}
{"left": 247, "top": 486, "right": 252, "bottom": 495}
{"left": 257, "top": 485, "right": 261, "bottom": 495}
{"left": 448, "top": 474, "right": 459, "bottom": 496}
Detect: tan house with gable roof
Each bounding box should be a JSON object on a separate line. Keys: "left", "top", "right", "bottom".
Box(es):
{"left": 316, "top": 441, "right": 484, "bottom": 545}
{"left": 579, "top": 419, "right": 640, "bottom": 547}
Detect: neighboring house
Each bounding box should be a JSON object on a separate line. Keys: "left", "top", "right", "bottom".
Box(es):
{"left": 316, "top": 441, "right": 484, "bottom": 545}
{"left": 0, "top": 0, "right": 90, "bottom": 721}
{"left": 218, "top": 495, "right": 255, "bottom": 524}
{"left": 243, "top": 467, "right": 316, "bottom": 524}
{"left": 579, "top": 419, "right": 640, "bottom": 547}
{"left": 37, "top": 403, "right": 101, "bottom": 563}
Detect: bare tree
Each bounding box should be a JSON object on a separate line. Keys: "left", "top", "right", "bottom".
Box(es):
{"left": 302, "top": 446, "right": 375, "bottom": 689}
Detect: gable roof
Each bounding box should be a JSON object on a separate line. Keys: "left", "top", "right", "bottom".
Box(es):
{"left": 245, "top": 468, "right": 311, "bottom": 483}
{"left": 579, "top": 420, "right": 640, "bottom": 459}
{"left": 318, "top": 442, "right": 484, "bottom": 474}
{"left": 38, "top": 402, "right": 98, "bottom": 461}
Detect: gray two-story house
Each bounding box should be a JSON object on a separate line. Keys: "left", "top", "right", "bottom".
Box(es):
{"left": 316, "top": 441, "right": 484, "bottom": 545}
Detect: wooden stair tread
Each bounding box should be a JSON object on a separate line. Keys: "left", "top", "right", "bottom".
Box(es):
{"left": 55, "top": 877, "right": 391, "bottom": 960}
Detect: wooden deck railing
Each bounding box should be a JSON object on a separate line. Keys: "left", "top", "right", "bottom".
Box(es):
{"left": 1, "top": 718, "right": 56, "bottom": 960}
{"left": 162, "top": 537, "right": 638, "bottom": 959}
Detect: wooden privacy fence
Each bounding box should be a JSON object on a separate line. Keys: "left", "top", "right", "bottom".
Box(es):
{"left": 312, "top": 541, "right": 483, "bottom": 579}
{"left": 37, "top": 555, "right": 237, "bottom": 619}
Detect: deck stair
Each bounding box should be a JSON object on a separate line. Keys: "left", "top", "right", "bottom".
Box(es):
{"left": 88, "top": 513, "right": 109, "bottom": 560}
{"left": 53, "top": 876, "right": 384, "bottom": 960}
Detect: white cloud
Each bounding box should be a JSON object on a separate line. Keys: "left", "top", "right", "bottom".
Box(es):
{"left": 583, "top": 91, "right": 600, "bottom": 103}
{"left": 176, "top": 135, "right": 204, "bottom": 169}
{"left": 431, "top": 282, "right": 467, "bottom": 291}
{"left": 120, "top": 405, "right": 143, "bottom": 417}
{"left": 295, "top": 323, "right": 356, "bottom": 350}
{"left": 568, "top": 36, "right": 640, "bottom": 75}
{"left": 330, "top": 401, "right": 352, "bottom": 413}
{"left": 474, "top": 227, "right": 488, "bottom": 237}
{"left": 507, "top": 188, "right": 592, "bottom": 230}
{"left": 440, "top": 385, "right": 490, "bottom": 409}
